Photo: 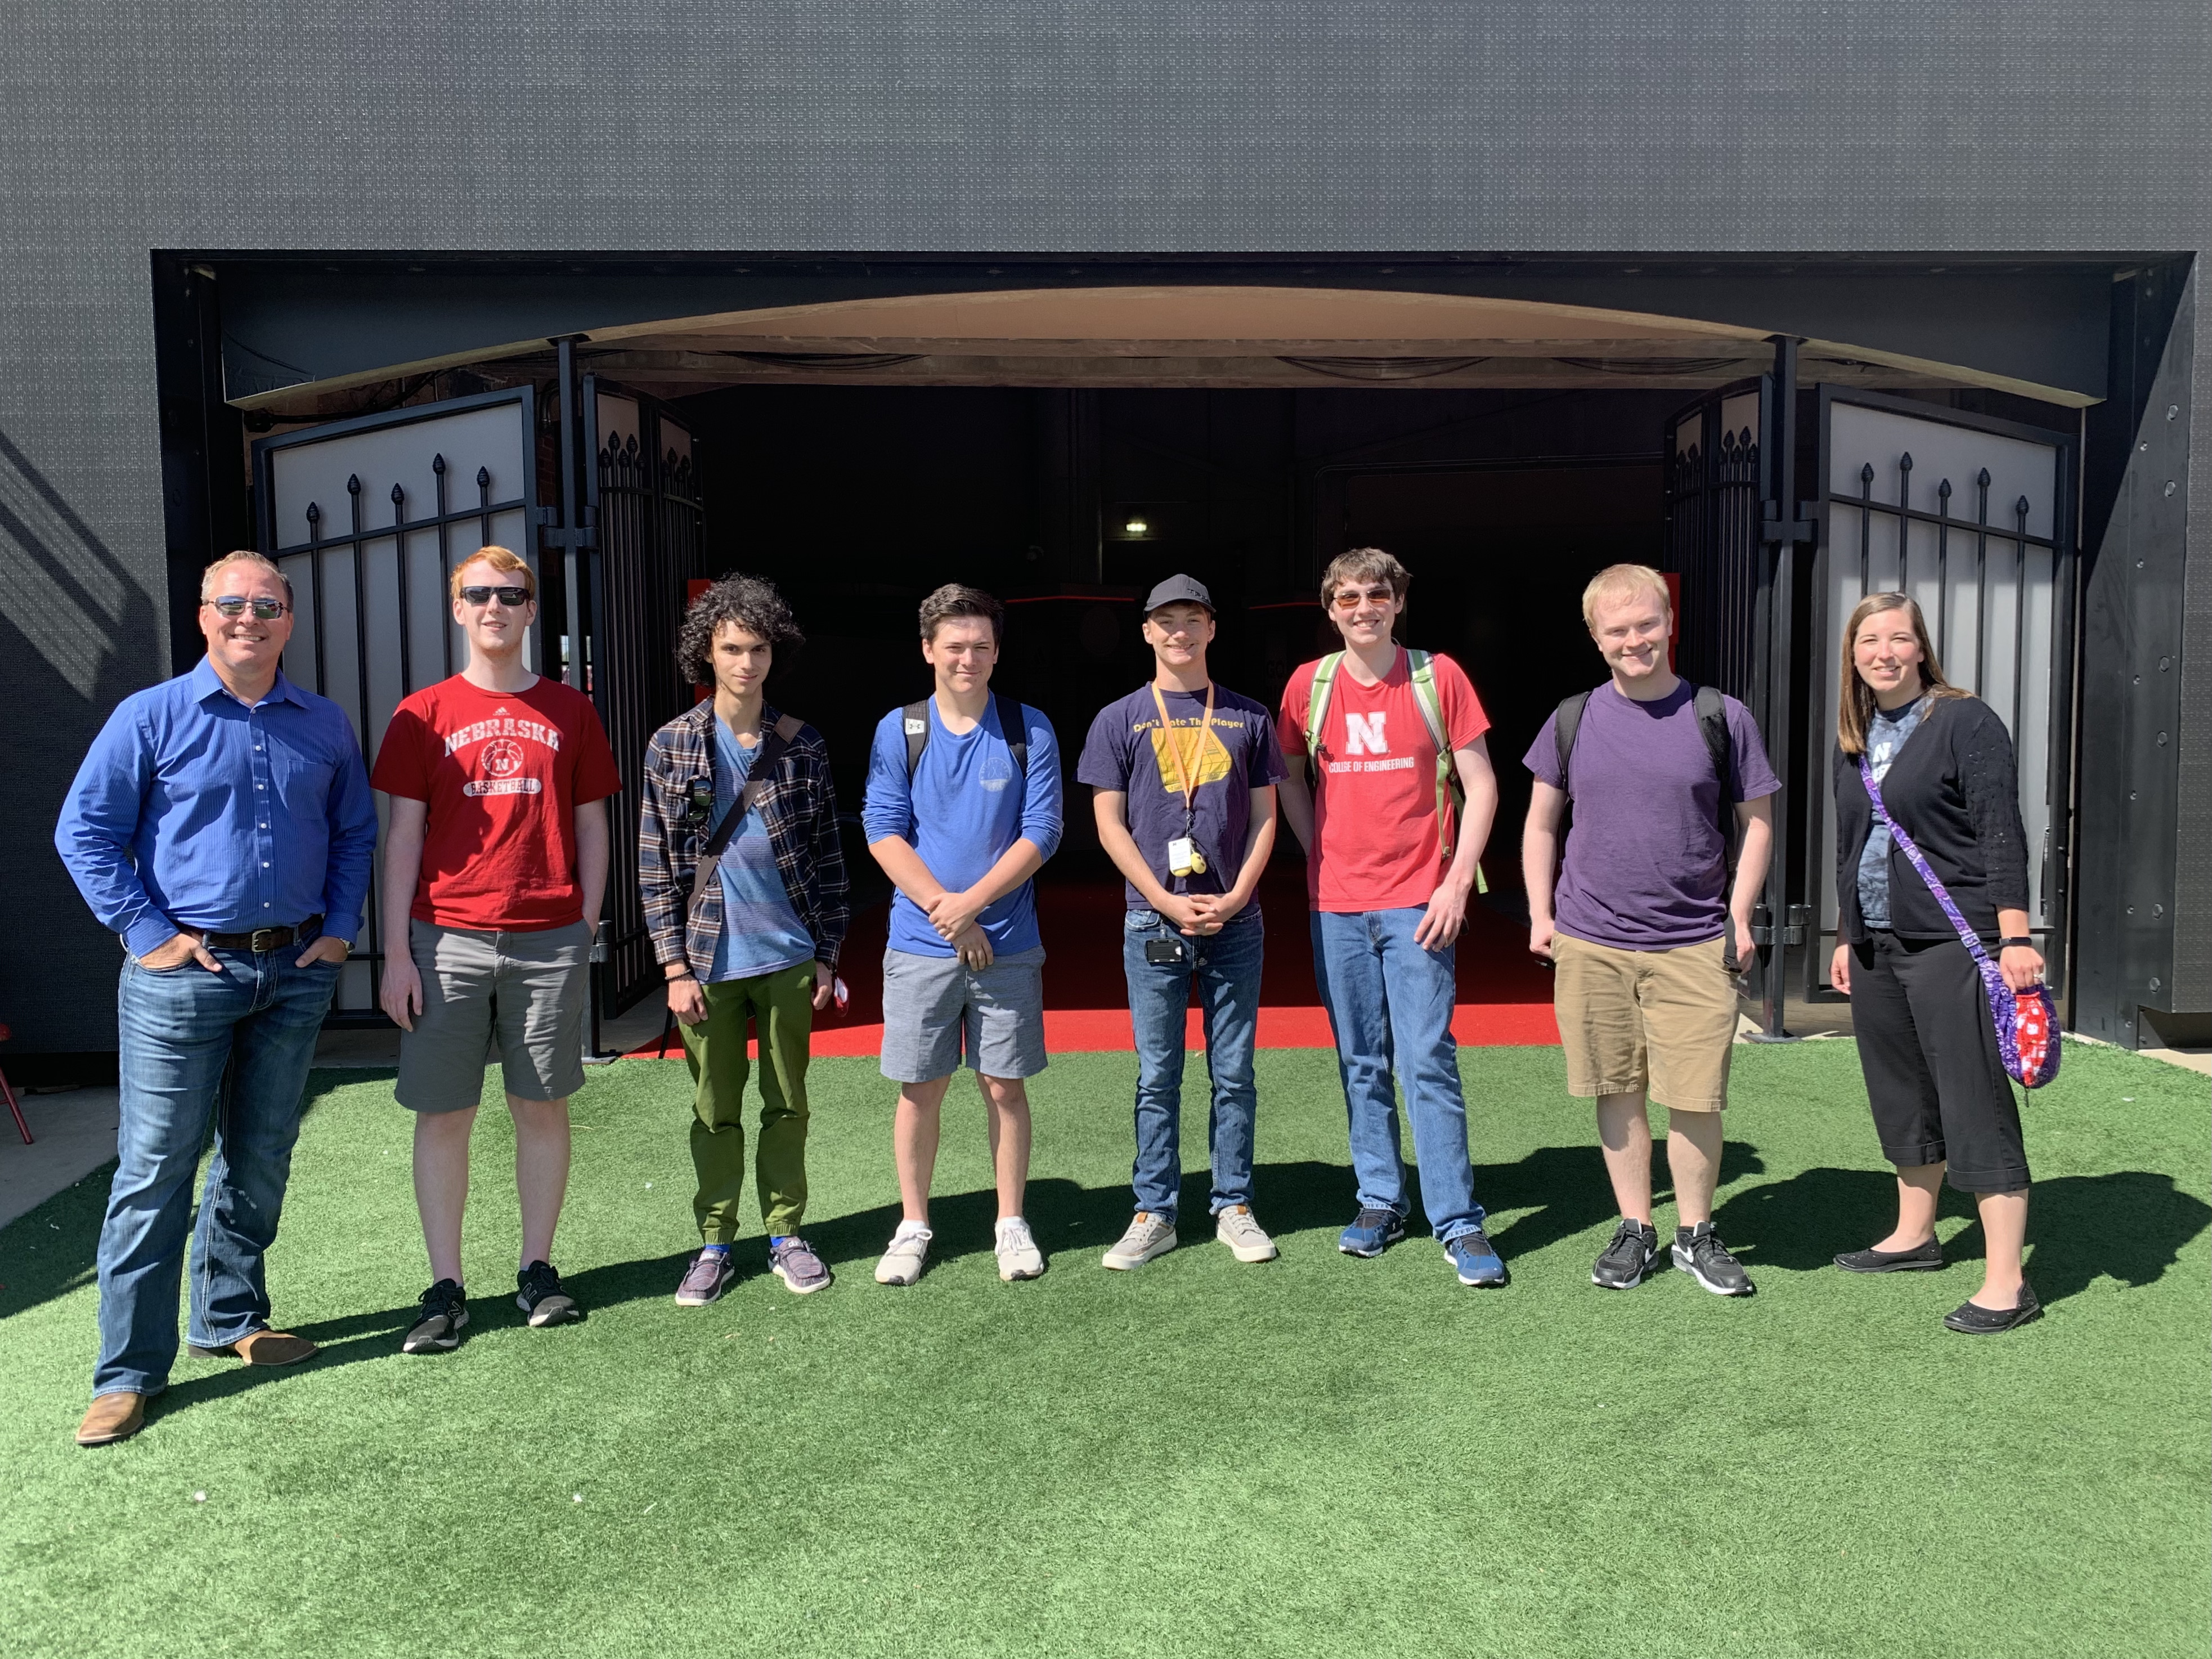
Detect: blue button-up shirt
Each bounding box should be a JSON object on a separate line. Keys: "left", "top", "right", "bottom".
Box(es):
{"left": 55, "top": 658, "right": 378, "bottom": 958}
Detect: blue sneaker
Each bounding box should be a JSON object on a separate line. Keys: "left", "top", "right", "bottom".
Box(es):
{"left": 1445, "top": 1229, "right": 1509, "bottom": 1286}
{"left": 1337, "top": 1207, "right": 1407, "bottom": 1258}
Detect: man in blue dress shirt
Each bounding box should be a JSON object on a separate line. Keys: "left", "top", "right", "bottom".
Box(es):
{"left": 55, "top": 550, "right": 376, "bottom": 1447}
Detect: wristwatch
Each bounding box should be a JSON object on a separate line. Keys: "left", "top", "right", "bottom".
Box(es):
{"left": 1998, "top": 936, "right": 2035, "bottom": 949}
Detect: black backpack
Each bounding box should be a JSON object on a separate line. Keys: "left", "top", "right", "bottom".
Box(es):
{"left": 1554, "top": 683, "right": 1737, "bottom": 855}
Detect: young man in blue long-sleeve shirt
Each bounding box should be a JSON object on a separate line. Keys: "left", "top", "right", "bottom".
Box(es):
{"left": 55, "top": 550, "right": 376, "bottom": 1447}
{"left": 861, "top": 584, "right": 1062, "bottom": 1285}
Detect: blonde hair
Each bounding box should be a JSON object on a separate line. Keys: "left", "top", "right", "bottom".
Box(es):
{"left": 200, "top": 550, "right": 293, "bottom": 606}
{"left": 1320, "top": 546, "right": 1410, "bottom": 606}
{"left": 1836, "top": 592, "right": 1970, "bottom": 755}
{"left": 450, "top": 545, "right": 535, "bottom": 603}
{"left": 1580, "top": 563, "right": 1671, "bottom": 628}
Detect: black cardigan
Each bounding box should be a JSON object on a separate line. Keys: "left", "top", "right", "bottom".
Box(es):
{"left": 1832, "top": 694, "right": 2032, "bottom": 948}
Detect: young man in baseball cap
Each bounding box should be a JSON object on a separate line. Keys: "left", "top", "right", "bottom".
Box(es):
{"left": 1077, "top": 575, "right": 1285, "bottom": 1270}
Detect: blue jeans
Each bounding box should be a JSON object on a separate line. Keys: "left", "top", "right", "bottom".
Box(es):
{"left": 1309, "top": 908, "right": 1484, "bottom": 1241}
{"left": 1123, "top": 907, "right": 1264, "bottom": 1219}
{"left": 94, "top": 948, "right": 341, "bottom": 1397}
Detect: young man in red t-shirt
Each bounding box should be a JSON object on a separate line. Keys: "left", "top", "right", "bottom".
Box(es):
{"left": 370, "top": 546, "right": 622, "bottom": 1352}
{"left": 1276, "top": 547, "right": 1507, "bottom": 1286}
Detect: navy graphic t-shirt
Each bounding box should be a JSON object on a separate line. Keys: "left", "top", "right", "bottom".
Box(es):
{"left": 1077, "top": 683, "right": 1286, "bottom": 908}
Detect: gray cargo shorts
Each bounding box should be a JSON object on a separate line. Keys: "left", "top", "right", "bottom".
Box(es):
{"left": 396, "top": 918, "right": 591, "bottom": 1113}
{"left": 879, "top": 944, "right": 1048, "bottom": 1083}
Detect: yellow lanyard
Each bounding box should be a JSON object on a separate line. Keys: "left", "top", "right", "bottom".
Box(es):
{"left": 1150, "top": 680, "right": 1216, "bottom": 819}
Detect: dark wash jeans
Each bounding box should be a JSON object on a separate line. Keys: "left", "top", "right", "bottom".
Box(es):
{"left": 1123, "top": 907, "right": 1264, "bottom": 1219}
{"left": 93, "top": 947, "right": 341, "bottom": 1397}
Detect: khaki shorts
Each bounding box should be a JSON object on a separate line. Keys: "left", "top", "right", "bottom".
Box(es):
{"left": 1552, "top": 932, "right": 1738, "bottom": 1111}
{"left": 396, "top": 919, "right": 591, "bottom": 1113}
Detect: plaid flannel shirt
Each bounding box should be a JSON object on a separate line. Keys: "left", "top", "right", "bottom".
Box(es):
{"left": 638, "top": 700, "right": 850, "bottom": 976}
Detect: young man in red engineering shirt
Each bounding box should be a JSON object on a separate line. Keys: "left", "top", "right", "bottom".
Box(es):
{"left": 372, "top": 546, "right": 622, "bottom": 1352}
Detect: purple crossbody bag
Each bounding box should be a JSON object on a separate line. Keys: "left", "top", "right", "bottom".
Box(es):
{"left": 1860, "top": 759, "right": 2061, "bottom": 1088}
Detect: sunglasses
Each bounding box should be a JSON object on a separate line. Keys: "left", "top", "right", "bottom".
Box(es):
{"left": 206, "top": 595, "right": 289, "bottom": 620}
{"left": 459, "top": 585, "right": 533, "bottom": 608}
{"left": 1331, "top": 586, "right": 1396, "bottom": 611}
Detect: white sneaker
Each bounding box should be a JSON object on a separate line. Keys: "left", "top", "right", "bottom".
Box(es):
{"left": 994, "top": 1216, "right": 1046, "bottom": 1281}
{"left": 1102, "top": 1211, "right": 1178, "bottom": 1270}
{"left": 1214, "top": 1205, "right": 1278, "bottom": 1263}
{"left": 874, "top": 1224, "right": 932, "bottom": 1286}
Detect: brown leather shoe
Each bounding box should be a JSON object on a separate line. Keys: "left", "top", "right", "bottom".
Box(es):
{"left": 188, "top": 1329, "right": 319, "bottom": 1366}
{"left": 77, "top": 1392, "right": 146, "bottom": 1447}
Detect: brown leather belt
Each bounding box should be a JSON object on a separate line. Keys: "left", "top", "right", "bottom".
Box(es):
{"left": 182, "top": 915, "right": 325, "bottom": 953}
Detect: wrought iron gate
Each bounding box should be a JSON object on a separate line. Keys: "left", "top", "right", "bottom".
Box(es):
{"left": 1663, "top": 380, "right": 1767, "bottom": 706}
{"left": 254, "top": 388, "right": 542, "bottom": 1021}
{"left": 577, "top": 375, "right": 706, "bottom": 1024}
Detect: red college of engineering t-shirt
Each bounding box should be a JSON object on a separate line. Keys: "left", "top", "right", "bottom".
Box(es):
{"left": 371, "top": 675, "right": 623, "bottom": 931}
{"left": 1278, "top": 648, "right": 1490, "bottom": 913}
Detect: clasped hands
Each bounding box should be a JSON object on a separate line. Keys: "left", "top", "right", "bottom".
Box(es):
{"left": 1151, "top": 891, "right": 1244, "bottom": 938}
{"left": 924, "top": 888, "right": 995, "bottom": 967}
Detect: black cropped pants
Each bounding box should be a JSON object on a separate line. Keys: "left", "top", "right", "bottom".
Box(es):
{"left": 1850, "top": 930, "right": 2030, "bottom": 1194}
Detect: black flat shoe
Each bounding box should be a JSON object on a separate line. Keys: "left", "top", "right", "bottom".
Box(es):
{"left": 1833, "top": 1239, "right": 1945, "bottom": 1273}
{"left": 1943, "top": 1283, "right": 2042, "bottom": 1334}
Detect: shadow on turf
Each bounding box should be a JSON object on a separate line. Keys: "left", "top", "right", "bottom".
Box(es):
{"left": 1711, "top": 1166, "right": 2212, "bottom": 1304}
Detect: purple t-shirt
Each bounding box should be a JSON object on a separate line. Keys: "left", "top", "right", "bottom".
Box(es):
{"left": 1524, "top": 680, "right": 1780, "bottom": 950}
{"left": 1078, "top": 683, "right": 1286, "bottom": 908}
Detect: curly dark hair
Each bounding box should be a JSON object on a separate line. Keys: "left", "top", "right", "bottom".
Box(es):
{"left": 677, "top": 573, "right": 804, "bottom": 685}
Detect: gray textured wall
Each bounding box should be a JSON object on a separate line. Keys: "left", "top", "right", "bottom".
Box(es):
{"left": 2, "top": 1, "right": 2206, "bottom": 1051}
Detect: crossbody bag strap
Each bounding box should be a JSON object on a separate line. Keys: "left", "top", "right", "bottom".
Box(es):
{"left": 1859, "top": 757, "right": 1993, "bottom": 968}
{"left": 691, "top": 717, "right": 800, "bottom": 908}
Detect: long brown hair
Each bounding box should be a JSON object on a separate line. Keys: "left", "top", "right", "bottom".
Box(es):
{"left": 1836, "top": 592, "right": 1970, "bottom": 755}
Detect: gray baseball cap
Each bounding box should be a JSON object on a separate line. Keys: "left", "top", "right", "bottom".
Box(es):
{"left": 1142, "top": 573, "right": 1214, "bottom": 615}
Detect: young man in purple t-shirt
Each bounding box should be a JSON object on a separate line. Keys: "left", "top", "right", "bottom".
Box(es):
{"left": 1522, "top": 564, "right": 1778, "bottom": 1297}
{"left": 1076, "top": 575, "right": 1285, "bottom": 1270}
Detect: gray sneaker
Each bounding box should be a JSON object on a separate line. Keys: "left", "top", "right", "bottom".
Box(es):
{"left": 1214, "top": 1205, "right": 1278, "bottom": 1263}
{"left": 675, "top": 1250, "right": 737, "bottom": 1307}
{"left": 874, "top": 1226, "right": 932, "bottom": 1286}
{"left": 1101, "top": 1211, "right": 1178, "bottom": 1270}
{"left": 995, "top": 1216, "right": 1047, "bottom": 1281}
{"left": 770, "top": 1237, "right": 832, "bottom": 1295}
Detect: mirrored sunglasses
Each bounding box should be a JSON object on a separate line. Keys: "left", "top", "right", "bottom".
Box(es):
{"left": 207, "top": 595, "right": 289, "bottom": 620}
{"left": 459, "top": 585, "right": 533, "bottom": 607}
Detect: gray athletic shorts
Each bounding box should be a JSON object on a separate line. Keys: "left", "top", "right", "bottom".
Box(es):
{"left": 879, "top": 944, "right": 1048, "bottom": 1083}
{"left": 396, "top": 918, "right": 591, "bottom": 1113}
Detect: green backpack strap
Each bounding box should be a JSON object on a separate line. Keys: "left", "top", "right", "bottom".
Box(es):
{"left": 1406, "top": 649, "right": 1484, "bottom": 893}
{"left": 1304, "top": 652, "right": 1343, "bottom": 771}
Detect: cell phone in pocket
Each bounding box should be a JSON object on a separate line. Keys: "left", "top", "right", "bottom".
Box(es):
{"left": 1143, "top": 938, "right": 1188, "bottom": 966}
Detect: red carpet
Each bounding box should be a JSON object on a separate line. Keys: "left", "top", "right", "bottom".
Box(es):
{"left": 630, "top": 866, "right": 1559, "bottom": 1059}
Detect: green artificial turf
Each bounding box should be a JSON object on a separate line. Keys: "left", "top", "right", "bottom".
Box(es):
{"left": 1, "top": 1040, "right": 2205, "bottom": 1658}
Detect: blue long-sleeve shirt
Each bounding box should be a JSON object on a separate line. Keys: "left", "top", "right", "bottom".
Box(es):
{"left": 861, "top": 696, "right": 1062, "bottom": 956}
{"left": 55, "top": 658, "right": 378, "bottom": 957}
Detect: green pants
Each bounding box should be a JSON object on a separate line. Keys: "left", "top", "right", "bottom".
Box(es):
{"left": 679, "top": 962, "right": 816, "bottom": 1242}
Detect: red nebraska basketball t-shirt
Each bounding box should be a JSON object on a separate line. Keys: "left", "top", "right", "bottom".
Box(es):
{"left": 371, "top": 674, "right": 622, "bottom": 931}
{"left": 1278, "top": 649, "right": 1490, "bottom": 913}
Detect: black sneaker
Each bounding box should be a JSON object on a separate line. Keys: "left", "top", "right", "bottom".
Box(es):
{"left": 516, "top": 1260, "right": 581, "bottom": 1326}
{"left": 1673, "top": 1223, "right": 1755, "bottom": 1297}
{"left": 1591, "top": 1218, "right": 1659, "bottom": 1289}
{"left": 402, "top": 1279, "right": 469, "bottom": 1353}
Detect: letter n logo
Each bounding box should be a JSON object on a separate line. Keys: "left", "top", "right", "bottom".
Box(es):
{"left": 1344, "top": 711, "right": 1388, "bottom": 755}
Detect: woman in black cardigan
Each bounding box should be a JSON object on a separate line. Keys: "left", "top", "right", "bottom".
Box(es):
{"left": 1829, "top": 593, "right": 2044, "bottom": 1334}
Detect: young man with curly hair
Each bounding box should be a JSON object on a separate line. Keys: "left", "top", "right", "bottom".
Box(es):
{"left": 638, "top": 574, "right": 851, "bottom": 1302}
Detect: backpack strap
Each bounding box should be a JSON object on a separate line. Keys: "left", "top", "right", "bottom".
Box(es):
{"left": 1553, "top": 690, "right": 1593, "bottom": 797}
{"left": 1303, "top": 653, "right": 1343, "bottom": 769}
{"left": 995, "top": 693, "right": 1029, "bottom": 790}
{"left": 903, "top": 700, "right": 930, "bottom": 780}
{"left": 1690, "top": 683, "right": 1736, "bottom": 853}
{"left": 1405, "top": 649, "right": 1467, "bottom": 866}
